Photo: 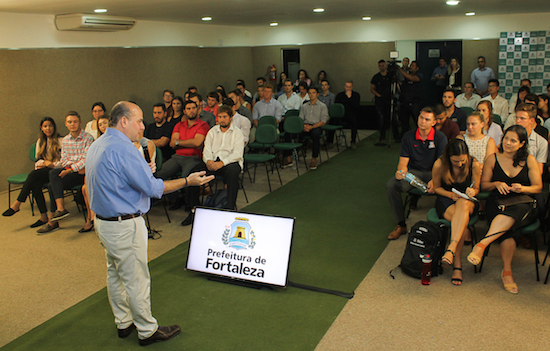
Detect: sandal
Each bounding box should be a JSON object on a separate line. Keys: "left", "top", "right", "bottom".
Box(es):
{"left": 501, "top": 270, "right": 518, "bottom": 294}
{"left": 442, "top": 249, "right": 455, "bottom": 265}
{"left": 467, "top": 242, "right": 487, "bottom": 266}
{"left": 451, "top": 267, "right": 463, "bottom": 286}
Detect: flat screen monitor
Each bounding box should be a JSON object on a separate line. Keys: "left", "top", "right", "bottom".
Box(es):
{"left": 186, "top": 207, "right": 296, "bottom": 288}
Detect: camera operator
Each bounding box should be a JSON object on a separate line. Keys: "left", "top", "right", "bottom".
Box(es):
{"left": 398, "top": 61, "right": 423, "bottom": 136}
{"left": 371, "top": 60, "right": 397, "bottom": 145}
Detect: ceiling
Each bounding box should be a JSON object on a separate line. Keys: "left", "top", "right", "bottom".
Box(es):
{"left": 0, "top": 0, "right": 548, "bottom": 27}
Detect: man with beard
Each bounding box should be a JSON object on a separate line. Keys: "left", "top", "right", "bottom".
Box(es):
{"left": 442, "top": 88, "right": 468, "bottom": 132}
{"left": 155, "top": 100, "right": 209, "bottom": 180}
{"left": 144, "top": 103, "right": 174, "bottom": 162}
{"left": 182, "top": 105, "right": 245, "bottom": 225}
{"left": 188, "top": 93, "right": 216, "bottom": 128}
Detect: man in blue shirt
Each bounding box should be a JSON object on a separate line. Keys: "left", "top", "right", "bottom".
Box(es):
{"left": 86, "top": 101, "right": 213, "bottom": 346}
{"left": 431, "top": 57, "right": 448, "bottom": 102}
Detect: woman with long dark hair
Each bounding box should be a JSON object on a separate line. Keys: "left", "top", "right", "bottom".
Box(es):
{"left": 168, "top": 96, "right": 185, "bottom": 124}
{"left": 468, "top": 125, "right": 542, "bottom": 294}
{"left": 3, "top": 117, "right": 62, "bottom": 227}
{"left": 477, "top": 100, "right": 503, "bottom": 146}
{"left": 85, "top": 102, "right": 106, "bottom": 140}
{"left": 432, "top": 139, "right": 481, "bottom": 285}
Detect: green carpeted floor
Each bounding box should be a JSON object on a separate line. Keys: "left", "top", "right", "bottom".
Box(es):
{"left": 3, "top": 137, "right": 402, "bottom": 351}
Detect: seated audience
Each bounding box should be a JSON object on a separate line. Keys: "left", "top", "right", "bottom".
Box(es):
{"left": 477, "top": 100, "right": 503, "bottom": 147}
{"left": 163, "top": 89, "right": 174, "bottom": 118}
{"left": 182, "top": 105, "right": 245, "bottom": 225}
{"left": 386, "top": 107, "right": 447, "bottom": 240}
{"left": 222, "top": 97, "right": 251, "bottom": 144}
{"left": 514, "top": 103, "right": 547, "bottom": 174}
{"left": 144, "top": 103, "right": 175, "bottom": 162}
{"left": 228, "top": 89, "right": 253, "bottom": 123}
{"left": 84, "top": 102, "right": 106, "bottom": 140}
{"left": 335, "top": 80, "right": 361, "bottom": 150}
{"left": 458, "top": 112, "right": 496, "bottom": 167}
{"left": 237, "top": 80, "right": 253, "bottom": 105}
{"left": 434, "top": 104, "right": 460, "bottom": 141}
{"left": 432, "top": 139, "right": 481, "bottom": 285}
{"left": 216, "top": 85, "right": 227, "bottom": 100}
{"left": 468, "top": 125, "right": 542, "bottom": 294}
{"left": 443, "top": 88, "right": 468, "bottom": 132}
{"left": 315, "top": 70, "right": 327, "bottom": 87}
{"left": 252, "top": 84, "right": 283, "bottom": 127}
{"left": 155, "top": 100, "right": 209, "bottom": 180}
{"left": 278, "top": 79, "right": 302, "bottom": 115}
{"left": 506, "top": 86, "right": 530, "bottom": 126}
{"left": 297, "top": 81, "right": 310, "bottom": 104}
{"left": 168, "top": 96, "right": 185, "bottom": 125}
{"left": 539, "top": 94, "right": 550, "bottom": 130}
{"left": 3, "top": 117, "right": 62, "bottom": 228}
{"left": 189, "top": 93, "right": 216, "bottom": 128}
{"left": 299, "top": 86, "right": 328, "bottom": 170}
{"left": 455, "top": 82, "right": 481, "bottom": 110}
{"left": 252, "top": 85, "right": 264, "bottom": 109}
{"left": 252, "top": 77, "right": 267, "bottom": 102}
{"left": 295, "top": 69, "right": 311, "bottom": 88}
{"left": 80, "top": 115, "right": 110, "bottom": 232}
{"left": 37, "top": 111, "right": 94, "bottom": 234}
{"left": 508, "top": 79, "right": 531, "bottom": 114}
{"left": 204, "top": 91, "right": 220, "bottom": 119}
{"left": 318, "top": 79, "right": 335, "bottom": 109}
{"left": 523, "top": 94, "right": 548, "bottom": 140}
{"left": 481, "top": 79, "right": 509, "bottom": 123}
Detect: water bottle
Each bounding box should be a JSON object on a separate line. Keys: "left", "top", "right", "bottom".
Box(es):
{"left": 404, "top": 172, "right": 428, "bottom": 192}
{"left": 292, "top": 150, "right": 297, "bottom": 170}
{"left": 420, "top": 254, "right": 432, "bottom": 285}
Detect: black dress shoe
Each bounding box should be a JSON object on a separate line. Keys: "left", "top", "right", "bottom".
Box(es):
{"left": 138, "top": 325, "right": 181, "bottom": 346}
{"left": 2, "top": 208, "right": 19, "bottom": 216}
{"left": 30, "top": 219, "right": 47, "bottom": 228}
{"left": 118, "top": 324, "right": 135, "bottom": 338}
{"left": 181, "top": 213, "right": 194, "bottom": 226}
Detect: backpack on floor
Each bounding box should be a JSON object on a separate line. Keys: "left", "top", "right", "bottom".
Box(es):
{"left": 394, "top": 221, "right": 446, "bottom": 279}
{"left": 204, "top": 189, "right": 228, "bottom": 209}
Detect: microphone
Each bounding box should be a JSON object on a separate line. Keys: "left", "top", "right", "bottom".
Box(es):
{"left": 139, "top": 138, "right": 152, "bottom": 163}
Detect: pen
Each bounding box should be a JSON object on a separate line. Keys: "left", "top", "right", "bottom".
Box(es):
{"left": 469, "top": 181, "right": 475, "bottom": 188}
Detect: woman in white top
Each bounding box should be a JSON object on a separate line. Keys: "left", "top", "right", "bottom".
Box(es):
{"left": 446, "top": 57, "right": 462, "bottom": 91}
{"left": 3, "top": 117, "right": 62, "bottom": 228}
{"left": 478, "top": 100, "right": 503, "bottom": 147}
{"left": 84, "top": 102, "right": 107, "bottom": 140}
{"left": 459, "top": 111, "right": 496, "bottom": 167}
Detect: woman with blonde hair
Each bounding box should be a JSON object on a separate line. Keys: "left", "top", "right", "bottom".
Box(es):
{"left": 446, "top": 57, "right": 462, "bottom": 91}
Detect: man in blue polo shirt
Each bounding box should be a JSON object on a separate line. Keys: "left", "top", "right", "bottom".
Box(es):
{"left": 386, "top": 107, "right": 447, "bottom": 240}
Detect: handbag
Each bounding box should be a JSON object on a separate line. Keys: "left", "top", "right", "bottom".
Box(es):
{"left": 496, "top": 194, "right": 536, "bottom": 211}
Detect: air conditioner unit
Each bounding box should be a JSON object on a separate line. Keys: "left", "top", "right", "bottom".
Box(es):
{"left": 55, "top": 13, "right": 136, "bottom": 32}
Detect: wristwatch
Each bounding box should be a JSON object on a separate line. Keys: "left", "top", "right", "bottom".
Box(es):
{"left": 175, "top": 140, "right": 179, "bottom": 147}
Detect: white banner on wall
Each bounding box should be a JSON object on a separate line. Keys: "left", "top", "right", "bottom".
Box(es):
{"left": 498, "top": 31, "right": 550, "bottom": 99}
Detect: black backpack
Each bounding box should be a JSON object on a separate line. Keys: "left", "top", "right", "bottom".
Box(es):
{"left": 398, "top": 221, "right": 446, "bottom": 279}
{"left": 204, "top": 189, "right": 228, "bottom": 209}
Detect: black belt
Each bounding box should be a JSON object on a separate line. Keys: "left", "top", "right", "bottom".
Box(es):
{"left": 96, "top": 213, "right": 142, "bottom": 222}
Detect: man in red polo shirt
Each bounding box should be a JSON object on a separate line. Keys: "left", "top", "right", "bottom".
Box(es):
{"left": 386, "top": 107, "right": 447, "bottom": 240}
{"left": 155, "top": 100, "right": 210, "bottom": 180}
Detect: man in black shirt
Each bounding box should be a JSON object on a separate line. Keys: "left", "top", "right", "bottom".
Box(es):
{"left": 398, "top": 61, "right": 423, "bottom": 137}
{"left": 371, "top": 59, "right": 396, "bottom": 145}
{"left": 144, "top": 103, "right": 175, "bottom": 162}
{"left": 335, "top": 80, "right": 361, "bottom": 150}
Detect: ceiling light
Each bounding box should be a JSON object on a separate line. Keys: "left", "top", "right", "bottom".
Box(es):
{"left": 446, "top": 1, "right": 459, "bottom": 5}
{"left": 465, "top": 12, "right": 475, "bottom": 16}
{"left": 94, "top": 9, "right": 107, "bottom": 13}
{"left": 270, "top": 22, "right": 278, "bottom": 26}
{"left": 202, "top": 16, "right": 212, "bottom": 21}
{"left": 362, "top": 16, "right": 372, "bottom": 21}
{"left": 313, "top": 8, "right": 324, "bottom": 13}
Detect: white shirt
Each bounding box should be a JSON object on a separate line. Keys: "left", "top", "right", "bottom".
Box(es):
{"left": 481, "top": 94, "right": 509, "bottom": 123}
{"left": 203, "top": 123, "right": 244, "bottom": 169}
{"left": 455, "top": 93, "right": 481, "bottom": 110}
{"left": 483, "top": 122, "right": 503, "bottom": 147}
{"left": 231, "top": 112, "right": 251, "bottom": 144}
{"left": 527, "top": 130, "right": 548, "bottom": 164}
{"left": 278, "top": 92, "right": 302, "bottom": 114}
{"left": 299, "top": 93, "right": 310, "bottom": 105}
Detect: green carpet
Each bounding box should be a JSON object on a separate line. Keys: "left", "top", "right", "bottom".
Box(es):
{"left": 3, "top": 137, "right": 402, "bottom": 351}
